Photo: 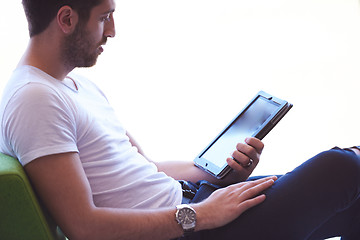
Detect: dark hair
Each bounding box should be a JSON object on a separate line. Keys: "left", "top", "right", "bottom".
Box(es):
{"left": 22, "top": 0, "right": 102, "bottom": 37}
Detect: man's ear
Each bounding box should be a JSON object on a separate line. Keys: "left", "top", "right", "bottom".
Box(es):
{"left": 57, "top": 6, "right": 79, "bottom": 34}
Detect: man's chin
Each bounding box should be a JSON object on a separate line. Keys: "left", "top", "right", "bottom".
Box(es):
{"left": 77, "top": 63, "right": 97, "bottom": 69}
{"left": 76, "top": 57, "right": 99, "bottom": 68}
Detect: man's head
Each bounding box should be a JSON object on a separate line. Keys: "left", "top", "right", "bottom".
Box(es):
{"left": 60, "top": 0, "right": 115, "bottom": 68}
{"left": 22, "top": 0, "right": 116, "bottom": 70}
{"left": 22, "top": 0, "right": 102, "bottom": 37}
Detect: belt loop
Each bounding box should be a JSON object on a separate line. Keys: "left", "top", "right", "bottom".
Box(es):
{"left": 179, "top": 180, "right": 198, "bottom": 200}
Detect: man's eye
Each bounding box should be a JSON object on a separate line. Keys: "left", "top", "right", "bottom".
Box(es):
{"left": 101, "top": 14, "right": 111, "bottom": 22}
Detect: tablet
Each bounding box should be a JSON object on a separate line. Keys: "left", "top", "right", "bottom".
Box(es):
{"left": 193, "top": 91, "right": 292, "bottom": 179}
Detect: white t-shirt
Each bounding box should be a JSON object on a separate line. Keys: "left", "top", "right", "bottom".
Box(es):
{"left": 0, "top": 65, "right": 182, "bottom": 209}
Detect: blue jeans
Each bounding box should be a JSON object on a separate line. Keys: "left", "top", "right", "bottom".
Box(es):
{"left": 183, "top": 147, "right": 360, "bottom": 240}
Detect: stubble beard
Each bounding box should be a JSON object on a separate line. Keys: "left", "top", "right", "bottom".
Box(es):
{"left": 62, "top": 25, "right": 102, "bottom": 70}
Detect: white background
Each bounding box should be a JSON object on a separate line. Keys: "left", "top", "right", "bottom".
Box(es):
{"left": 1, "top": 0, "right": 360, "bottom": 178}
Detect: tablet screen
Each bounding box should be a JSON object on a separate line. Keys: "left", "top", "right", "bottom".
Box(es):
{"left": 200, "top": 96, "right": 279, "bottom": 168}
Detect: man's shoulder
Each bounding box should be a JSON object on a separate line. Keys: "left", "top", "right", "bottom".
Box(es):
{"left": 0, "top": 66, "right": 78, "bottom": 128}
{"left": 3, "top": 67, "right": 63, "bottom": 106}
{"left": 4, "top": 66, "right": 60, "bottom": 96}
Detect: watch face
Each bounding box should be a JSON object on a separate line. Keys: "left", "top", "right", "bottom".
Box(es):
{"left": 178, "top": 208, "right": 196, "bottom": 225}
{"left": 176, "top": 205, "right": 196, "bottom": 232}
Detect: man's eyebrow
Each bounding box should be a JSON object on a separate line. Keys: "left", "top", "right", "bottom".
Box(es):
{"left": 101, "top": 9, "right": 115, "bottom": 15}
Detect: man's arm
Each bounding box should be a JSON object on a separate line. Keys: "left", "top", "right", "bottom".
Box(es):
{"left": 128, "top": 133, "right": 264, "bottom": 186}
{"left": 25, "top": 152, "right": 183, "bottom": 240}
{"left": 25, "top": 152, "right": 275, "bottom": 240}
{"left": 157, "top": 137, "right": 264, "bottom": 186}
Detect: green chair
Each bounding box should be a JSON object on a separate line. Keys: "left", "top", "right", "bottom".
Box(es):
{"left": 0, "top": 152, "right": 66, "bottom": 240}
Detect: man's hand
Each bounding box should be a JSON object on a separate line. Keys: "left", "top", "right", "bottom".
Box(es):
{"left": 225, "top": 137, "right": 264, "bottom": 180}
{"left": 193, "top": 176, "right": 276, "bottom": 231}
{"left": 349, "top": 147, "right": 360, "bottom": 158}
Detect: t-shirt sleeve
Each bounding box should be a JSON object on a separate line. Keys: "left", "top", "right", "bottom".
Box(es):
{"left": 2, "top": 83, "right": 78, "bottom": 165}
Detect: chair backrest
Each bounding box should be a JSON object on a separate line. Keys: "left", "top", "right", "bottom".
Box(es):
{"left": 0, "top": 153, "right": 66, "bottom": 240}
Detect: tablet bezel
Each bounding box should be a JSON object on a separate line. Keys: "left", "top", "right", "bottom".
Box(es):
{"left": 193, "top": 91, "right": 292, "bottom": 179}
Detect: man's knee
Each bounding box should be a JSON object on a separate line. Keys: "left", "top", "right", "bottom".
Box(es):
{"left": 313, "top": 147, "right": 360, "bottom": 185}
{"left": 320, "top": 147, "right": 359, "bottom": 168}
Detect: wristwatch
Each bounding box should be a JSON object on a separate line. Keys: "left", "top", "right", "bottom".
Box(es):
{"left": 175, "top": 204, "right": 196, "bottom": 235}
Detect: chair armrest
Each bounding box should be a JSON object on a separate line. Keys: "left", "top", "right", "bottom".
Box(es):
{"left": 0, "top": 153, "right": 65, "bottom": 240}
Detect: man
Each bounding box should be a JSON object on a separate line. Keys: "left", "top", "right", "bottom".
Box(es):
{"left": 1, "top": 0, "right": 359, "bottom": 239}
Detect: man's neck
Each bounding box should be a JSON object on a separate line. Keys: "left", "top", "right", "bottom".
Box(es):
{"left": 18, "top": 35, "right": 73, "bottom": 80}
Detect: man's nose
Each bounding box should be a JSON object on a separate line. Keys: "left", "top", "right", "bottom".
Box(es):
{"left": 104, "top": 16, "right": 116, "bottom": 38}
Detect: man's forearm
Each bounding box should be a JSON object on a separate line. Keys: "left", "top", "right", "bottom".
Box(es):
{"left": 76, "top": 176, "right": 276, "bottom": 240}
{"left": 155, "top": 160, "right": 246, "bottom": 186}
{"left": 71, "top": 207, "right": 184, "bottom": 240}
